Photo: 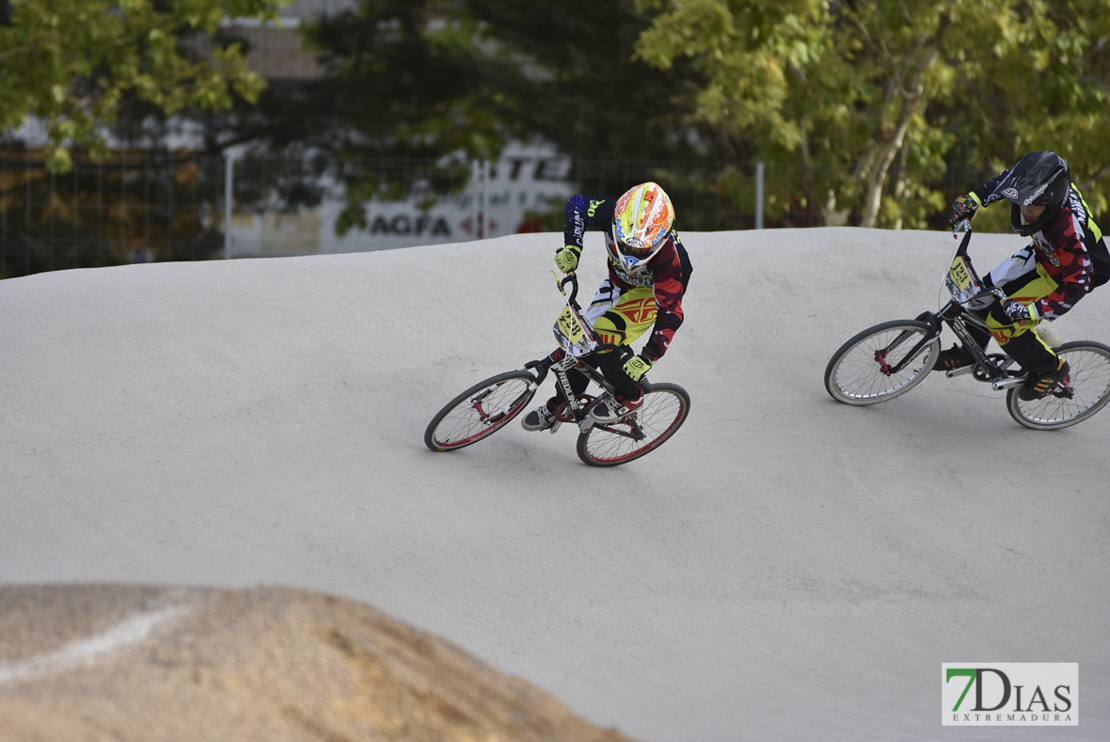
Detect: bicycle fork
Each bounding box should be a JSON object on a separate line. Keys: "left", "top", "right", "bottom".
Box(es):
{"left": 875, "top": 317, "right": 941, "bottom": 377}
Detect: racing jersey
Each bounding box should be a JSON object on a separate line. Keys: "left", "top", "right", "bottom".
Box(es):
{"left": 562, "top": 194, "right": 692, "bottom": 362}
{"left": 973, "top": 174, "right": 1106, "bottom": 319}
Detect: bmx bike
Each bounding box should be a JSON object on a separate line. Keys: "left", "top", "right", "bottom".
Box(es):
{"left": 824, "top": 221, "right": 1110, "bottom": 430}
{"left": 424, "top": 272, "right": 691, "bottom": 465}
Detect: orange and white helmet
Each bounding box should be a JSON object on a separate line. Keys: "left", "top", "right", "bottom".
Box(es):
{"left": 610, "top": 182, "right": 675, "bottom": 271}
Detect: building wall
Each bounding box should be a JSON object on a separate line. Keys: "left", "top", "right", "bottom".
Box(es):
{"left": 221, "top": 0, "right": 362, "bottom": 82}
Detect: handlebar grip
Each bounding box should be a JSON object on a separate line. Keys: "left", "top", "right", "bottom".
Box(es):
{"left": 560, "top": 271, "right": 580, "bottom": 308}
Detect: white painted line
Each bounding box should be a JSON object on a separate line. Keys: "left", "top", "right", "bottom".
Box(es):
{"left": 0, "top": 604, "right": 189, "bottom": 685}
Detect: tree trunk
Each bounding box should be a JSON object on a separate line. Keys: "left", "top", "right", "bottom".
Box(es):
{"left": 890, "top": 135, "right": 910, "bottom": 229}
{"left": 858, "top": 50, "right": 934, "bottom": 228}
{"left": 857, "top": 7, "right": 952, "bottom": 228}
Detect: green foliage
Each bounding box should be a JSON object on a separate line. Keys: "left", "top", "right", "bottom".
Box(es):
{"left": 468, "top": 0, "right": 709, "bottom": 165}
{"left": 201, "top": 0, "right": 526, "bottom": 230}
{"left": 24, "top": 0, "right": 1106, "bottom": 238}
{"left": 292, "top": 0, "right": 515, "bottom": 160}
{"left": 209, "top": 0, "right": 721, "bottom": 232}
{"left": 0, "top": 0, "right": 289, "bottom": 172}
{"left": 635, "top": 0, "right": 1110, "bottom": 229}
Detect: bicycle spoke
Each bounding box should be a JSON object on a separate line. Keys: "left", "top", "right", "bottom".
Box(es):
{"left": 425, "top": 372, "right": 536, "bottom": 451}
{"left": 578, "top": 384, "right": 689, "bottom": 466}
{"left": 1009, "top": 343, "right": 1110, "bottom": 429}
{"left": 825, "top": 321, "right": 938, "bottom": 405}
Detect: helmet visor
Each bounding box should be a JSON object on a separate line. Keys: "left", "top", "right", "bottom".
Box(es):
{"left": 617, "top": 240, "right": 654, "bottom": 259}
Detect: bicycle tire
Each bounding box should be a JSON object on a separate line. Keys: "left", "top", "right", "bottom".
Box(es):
{"left": 424, "top": 370, "right": 537, "bottom": 451}
{"left": 576, "top": 382, "right": 690, "bottom": 467}
{"left": 824, "top": 319, "right": 940, "bottom": 406}
{"left": 1006, "top": 341, "right": 1110, "bottom": 430}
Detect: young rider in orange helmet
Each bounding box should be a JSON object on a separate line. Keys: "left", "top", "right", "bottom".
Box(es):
{"left": 522, "top": 182, "right": 693, "bottom": 429}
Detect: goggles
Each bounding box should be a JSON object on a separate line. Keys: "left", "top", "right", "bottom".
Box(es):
{"left": 617, "top": 240, "right": 654, "bottom": 259}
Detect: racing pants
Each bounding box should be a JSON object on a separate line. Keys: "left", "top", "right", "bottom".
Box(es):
{"left": 552, "top": 279, "right": 656, "bottom": 405}
{"left": 967, "top": 246, "right": 1077, "bottom": 375}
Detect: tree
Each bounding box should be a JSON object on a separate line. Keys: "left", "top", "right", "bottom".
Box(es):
{"left": 202, "top": 0, "right": 719, "bottom": 232}
{"left": 0, "top": 0, "right": 290, "bottom": 172}
{"left": 635, "top": 0, "right": 1110, "bottom": 229}
{"left": 467, "top": 0, "right": 710, "bottom": 165}
{"left": 938, "top": 0, "right": 1110, "bottom": 222}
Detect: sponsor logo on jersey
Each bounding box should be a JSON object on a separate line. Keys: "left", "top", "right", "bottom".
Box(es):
{"left": 1066, "top": 189, "right": 1090, "bottom": 244}
{"left": 572, "top": 212, "right": 585, "bottom": 243}
{"left": 1033, "top": 235, "right": 1059, "bottom": 265}
{"left": 616, "top": 296, "right": 657, "bottom": 324}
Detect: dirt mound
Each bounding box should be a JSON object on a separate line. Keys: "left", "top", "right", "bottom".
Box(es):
{"left": 0, "top": 585, "right": 637, "bottom": 742}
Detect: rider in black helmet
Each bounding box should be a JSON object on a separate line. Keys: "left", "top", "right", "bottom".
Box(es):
{"left": 940, "top": 150, "right": 1110, "bottom": 400}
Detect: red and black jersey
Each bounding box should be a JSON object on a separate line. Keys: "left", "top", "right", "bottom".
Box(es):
{"left": 973, "top": 174, "right": 1108, "bottom": 318}
{"left": 1027, "top": 192, "right": 1099, "bottom": 318}
{"left": 562, "top": 195, "right": 692, "bottom": 361}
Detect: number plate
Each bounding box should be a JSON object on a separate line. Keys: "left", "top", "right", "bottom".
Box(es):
{"left": 553, "top": 305, "right": 597, "bottom": 357}
{"left": 946, "top": 255, "right": 981, "bottom": 303}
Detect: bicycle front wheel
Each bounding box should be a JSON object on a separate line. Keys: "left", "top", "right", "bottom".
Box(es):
{"left": 824, "top": 320, "right": 940, "bottom": 405}
{"left": 576, "top": 382, "right": 690, "bottom": 467}
{"left": 424, "top": 370, "right": 537, "bottom": 451}
{"left": 1007, "top": 341, "right": 1110, "bottom": 430}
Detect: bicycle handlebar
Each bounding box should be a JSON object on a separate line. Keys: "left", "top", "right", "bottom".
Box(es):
{"left": 946, "top": 222, "right": 1008, "bottom": 307}
{"left": 559, "top": 271, "right": 580, "bottom": 309}
{"left": 558, "top": 272, "right": 626, "bottom": 354}
{"left": 527, "top": 270, "right": 656, "bottom": 395}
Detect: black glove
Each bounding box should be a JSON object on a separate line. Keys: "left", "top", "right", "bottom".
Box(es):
{"left": 950, "top": 194, "right": 979, "bottom": 226}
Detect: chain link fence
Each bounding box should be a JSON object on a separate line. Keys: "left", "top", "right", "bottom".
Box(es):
{"left": 1, "top": 151, "right": 225, "bottom": 278}
{"left": 0, "top": 148, "right": 1054, "bottom": 280}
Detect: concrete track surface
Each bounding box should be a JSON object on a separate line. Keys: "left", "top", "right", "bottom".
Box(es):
{"left": 2, "top": 227, "right": 1107, "bottom": 741}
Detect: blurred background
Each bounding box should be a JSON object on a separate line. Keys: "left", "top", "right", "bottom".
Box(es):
{"left": 3, "top": 0, "right": 1109, "bottom": 278}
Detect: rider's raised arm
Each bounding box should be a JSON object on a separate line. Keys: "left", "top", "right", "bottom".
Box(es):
{"left": 563, "top": 195, "right": 616, "bottom": 250}
{"left": 555, "top": 195, "right": 614, "bottom": 274}
{"left": 967, "top": 169, "right": 1014, "bottom": 210}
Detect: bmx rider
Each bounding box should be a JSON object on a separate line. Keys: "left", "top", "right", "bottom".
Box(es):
{"left": 939, "top": 150, "right": 1110, "bottom": 400}
{"left": 522, "top": 182, "right": 693, "bottom": 429}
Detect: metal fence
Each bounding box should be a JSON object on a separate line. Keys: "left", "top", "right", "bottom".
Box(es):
{"left": 0, "top": 149, "right": 1062, "bottom": 280}
{"left": 1, "top": 151, "right": 225, "bottom": 278}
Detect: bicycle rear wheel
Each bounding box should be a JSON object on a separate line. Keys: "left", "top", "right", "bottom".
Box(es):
{"left": 1007, "top": 341, "right": 1110, "bottom": 430}
{"left": 576, "top": 383, "right": 690, "bottom": 467}
{"left": 424, "top": 370, "right": 537, "bottom": 451}
{"left": 824, "top": 320, "right": 940, "bottom": 405}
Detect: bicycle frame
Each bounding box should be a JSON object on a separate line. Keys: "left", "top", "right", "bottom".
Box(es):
{"left": 823, "top": 223, "right": 1110, "bottom": 426}
{"left": 523, "top": 272, "right": 652, "bottom": 437}
{"left": 877, "top": 222, "right": 1028, "bottom": 391}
